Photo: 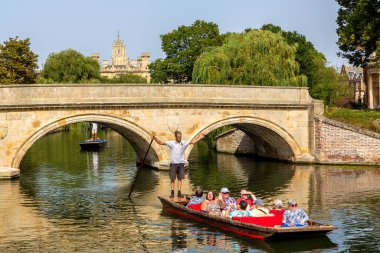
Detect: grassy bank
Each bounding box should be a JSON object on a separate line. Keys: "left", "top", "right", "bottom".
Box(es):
{"left": 324, "top": 107, "right": 380, "bottom": 133}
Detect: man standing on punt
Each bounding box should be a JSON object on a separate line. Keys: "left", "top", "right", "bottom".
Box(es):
{"left": 153, "top": 130, "right": 204, "bottom": 198}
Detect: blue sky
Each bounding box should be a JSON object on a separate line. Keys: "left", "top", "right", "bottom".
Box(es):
{"left": 0, "top": 0, "right": 346, "bottom": 69}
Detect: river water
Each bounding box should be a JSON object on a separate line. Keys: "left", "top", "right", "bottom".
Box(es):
{"left": 0, "top": 129, "right": 379, "bottom": 252}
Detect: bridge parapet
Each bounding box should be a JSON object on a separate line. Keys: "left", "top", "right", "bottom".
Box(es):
{"left": 0, "top": 84, "right": 313, "bottom": 108}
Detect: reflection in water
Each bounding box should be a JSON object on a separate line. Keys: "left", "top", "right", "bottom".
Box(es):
{"left": 0, "top": 129, "right": 378, "bottom": 251}
{"left": 170, "top": 220, "right": 188, "bottom": 251}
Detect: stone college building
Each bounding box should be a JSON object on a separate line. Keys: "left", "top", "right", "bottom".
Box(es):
{"left": 91, "top": 33, "right": 151, "bottom": 83}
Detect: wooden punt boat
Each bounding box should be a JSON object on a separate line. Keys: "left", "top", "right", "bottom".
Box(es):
{"left": 79, "top": 139, "right": 107, "bottom": 150}
{"left": 158, "top": 196, "right": 337, "bottom": 240}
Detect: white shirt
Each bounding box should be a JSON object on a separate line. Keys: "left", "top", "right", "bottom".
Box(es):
{"left": 92, "top": 123, "right": 98, "bottom": 132}
{"left": 165, "top": 140, "right": 189, "bottom": 164}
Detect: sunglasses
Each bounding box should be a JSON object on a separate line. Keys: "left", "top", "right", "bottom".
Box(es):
{"left": 290, "top": 204, "right": 297, "bottom": 207}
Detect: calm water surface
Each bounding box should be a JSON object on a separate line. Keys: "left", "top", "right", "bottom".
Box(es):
{"left": 0, "top": 129, "right": 379, "bottom": 252}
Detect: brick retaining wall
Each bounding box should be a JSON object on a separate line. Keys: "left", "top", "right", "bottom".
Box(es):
{"left": 315, "top": 116, "right": 380, "bottom": 165}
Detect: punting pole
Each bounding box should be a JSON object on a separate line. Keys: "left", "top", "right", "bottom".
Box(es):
{"left": 128, "top": 138, "right": 154, "bottom": 199}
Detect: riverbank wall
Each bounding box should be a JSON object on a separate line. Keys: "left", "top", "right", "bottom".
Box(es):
{"left": 314, "top": 116, "right": 380, "bottom": 165}
{"left": 216, "top": 117, "right": 380, "bottom": 165}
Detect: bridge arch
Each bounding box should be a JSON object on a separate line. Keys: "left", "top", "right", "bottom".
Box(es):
{"left": 12, "top": 114, "right": 165, "bottom": 169}
{"left": 186, "top": 116, "right": 302, "bottom": 162}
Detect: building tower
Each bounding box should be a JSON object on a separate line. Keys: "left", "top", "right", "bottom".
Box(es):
{"left": 111, "top": 32, "right": 127, "bottom": 66}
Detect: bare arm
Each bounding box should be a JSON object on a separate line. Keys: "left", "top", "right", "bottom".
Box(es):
{"left": 201, "top": 200, "right": 208, "bottom": 212}
{"left": 153, "top": 136, "right": 166, "bottom": 145}
{"left": 189, "top": 133, "right": 205, "bottom": 145}
{"left": 249, "top": 192, "right": 257, "bottom": 201}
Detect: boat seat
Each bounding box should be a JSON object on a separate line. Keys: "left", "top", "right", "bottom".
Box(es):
{"left": 232, "top": 215, "right": 282, "bottom": 227}
{"left": 187, "top": 204, "right": 202, "bottom": 211}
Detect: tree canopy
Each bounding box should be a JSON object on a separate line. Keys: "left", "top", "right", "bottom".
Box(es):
{"left": 309, "top": 56, "right": 351, "bottom": 106}
{"left": 192, "top": 30, "right": 307, "bottom": 86}
{"left": 336, "top": 0, "right": 380, "bottom": 66}
{"left": 150, "top": 20, "right": 224, "bottom": 83}
{"left": 260, "top": 24, "right": 349, "bottom": 106}
{"left": 0, "top": 37, "right": 38, "bottom": 84}
{"left": 261, "top": 24, "right": 325, "bottom": 88}
{"left": 40, "top": 49, "right": 100, "bottom": 83}
{"left": 100, "top": 74, "right": 147, "bottom": 83}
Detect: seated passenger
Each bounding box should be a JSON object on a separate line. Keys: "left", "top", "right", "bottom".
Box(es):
{"left": 186, "top": 186, "right": 205, "bottom": 207}
{"left": 269, "top": 199, "right": 285, "bottom": 216}
{"left": 236, "top": 189, "right": 256, "bottom": 210}
{"left": 218, "top": 187, "right": 236, "bottom": 213}
{"left": 282, "top": 200, "right": 309, "bottom": 227}
{"left": 201, "top": 191, "right": 222, "bottom": 216}
{"left": 251, "top": 199, "right": 272, "bottom": 217}
{"left": 228, "top": 200, "right": 253, "bottom": 219}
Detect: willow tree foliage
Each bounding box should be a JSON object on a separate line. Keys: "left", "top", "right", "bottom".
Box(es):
{"left": 192, "top": 30, "right": 307, "bottom": 86}
{"left": 336, "top": 0, "right": 380, "bottom": 67}
{"left": 40, "top": 49, "right": 100, "bottom": 83}
{"left": 150, "top": 20, "right": 224, "bottom": 83}
{"left": 261, "top": 24, "right": 325, "bottom": 88}
{"left": 0, "top": 37, "right": 38, "bottom": 84}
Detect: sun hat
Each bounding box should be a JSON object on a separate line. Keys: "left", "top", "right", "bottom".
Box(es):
{"left": 221, "top": 187, "right": 229, "bottom": 193}
{"left": 273, "top": 199, "right": 283, "bottom": 208}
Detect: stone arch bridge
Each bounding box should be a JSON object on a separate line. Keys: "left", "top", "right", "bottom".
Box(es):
{"left": 0, "top": 84, "right": 323, "bottom": 178}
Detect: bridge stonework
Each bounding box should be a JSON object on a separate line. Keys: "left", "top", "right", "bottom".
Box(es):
{"left": 0, "top": 84, "right": 321, "bottom": 178}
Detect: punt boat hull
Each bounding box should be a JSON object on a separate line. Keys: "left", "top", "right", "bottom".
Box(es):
{"left": 80, "top": 139, "right": 107, "bottom": 150}
{"left": 158, "top": 196, "right": 336, "bottom": 240}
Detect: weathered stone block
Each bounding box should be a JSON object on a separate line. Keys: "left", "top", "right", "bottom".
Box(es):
{"left": 0, "top": 167, "right": 20, "bottom": 179}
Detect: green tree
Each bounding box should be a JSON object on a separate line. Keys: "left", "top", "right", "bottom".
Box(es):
{"left": 261, "top": 24, "right": 325, "bottom": 88}
{"left": 261, "top": 23, "right": 348, "bottom": 106}
{"left": 150, "top": 20, "right": 223, "bottom": 83}
{"left": 149, "top": 59, "right": 168, "bottom": 83}
{"left": 0, "top": 37, "right": 38, "bottom": 84}
{"left": 192, "top": 30, "right": 306, "bottom": 86}
{"left": 336, "top": 0, "right": 380, "bottom": 66}
{"left": 40, "top": 49, "right": 100, "bottom": 83}
{"left": 310, "top": 57, "right": 351, "bottom": 106}
{"left": 100, "top": 74, "right": 147, "bottom": 83}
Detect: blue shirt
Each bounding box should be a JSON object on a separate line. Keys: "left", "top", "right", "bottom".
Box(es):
{"left": 222, "top": 197, "right": 236, "bottom": 211}
{"left": 282, "top": 208, "right": 309, "bottom": 226}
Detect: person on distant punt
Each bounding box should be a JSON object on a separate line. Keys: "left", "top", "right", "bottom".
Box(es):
{"left": 186, "top": 186, "right": 205, "bottom": 207}
{"left": 218, "top": 187, "right": 236, "bottom": 215}
{"left": 228, "top": 200, "right": 253, "bottom": 219}
{"left": 269, "top": 199, "right": 285, "bottom": 216}
{"left": 251, "top": 199, "right": 272, "bottom": 217}
{"left": 201, "top": 191, "right": 222, "bottom": 216}
{"left": 153, "top": 131, "right": 204, "bottom": 198}
{"left": 91, "top": 122, "right": 98, "bottom": 140}
{"left": 236, "top": 189, "right": 256, "bottom": 210}
{"left": 282, "top": 200, "right": 309, "bottom": 227}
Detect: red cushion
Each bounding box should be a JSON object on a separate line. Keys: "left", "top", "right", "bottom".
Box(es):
{"left": 187, "top": 204, "right": 202, "bottom": 211}
{"left": 232, "top": 215, "right": 282, "bottom": 227}
{"left": 269, "top": 209, "right": 285, "bottom": 216}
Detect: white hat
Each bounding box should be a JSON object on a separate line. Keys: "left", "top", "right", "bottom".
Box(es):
{"left": 221, "top": 187, "right": 229, "bottom": 193}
